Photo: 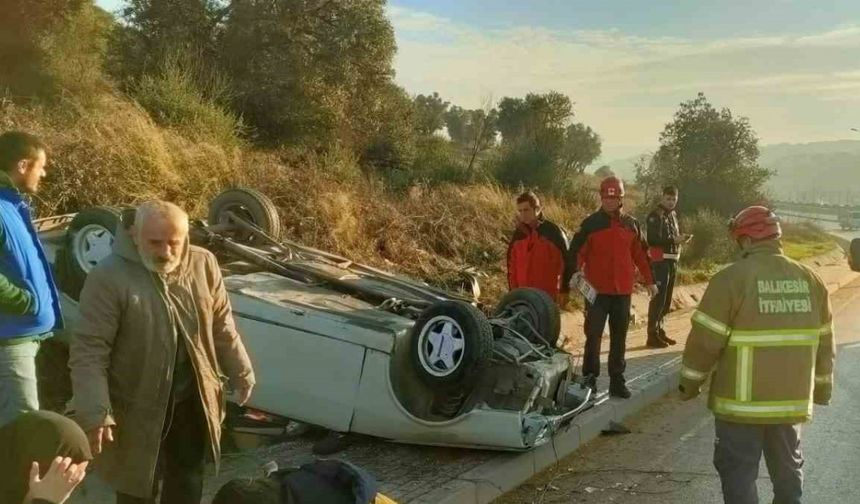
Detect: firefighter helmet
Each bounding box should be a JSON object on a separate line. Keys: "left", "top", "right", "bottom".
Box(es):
{"left": 729, "top": 206, "right": 782, "bottom": 241}
{"left": 600, "top": 177, "right": 625, "bottom": 198}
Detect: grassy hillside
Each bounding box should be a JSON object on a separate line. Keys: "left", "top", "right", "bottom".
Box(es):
{"left": 2, "top": 94, "right": 601, "bottom": 304}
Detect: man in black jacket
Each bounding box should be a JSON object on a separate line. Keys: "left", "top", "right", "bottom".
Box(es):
{"left": 646, "top": 186, "right": 690, "bottom": 348}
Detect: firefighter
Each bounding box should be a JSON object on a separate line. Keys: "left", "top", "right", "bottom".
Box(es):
{"left": 646, "top": 185, "right": 691, "bottom": 348}
{"left": 679, "top": 206, "right": 835, "bottom": 504}
{"left": 569, "top": 177, "right": 658, "bottom": 398}
{"left": 507, "top": 191, "right": 575, "bottom": 306}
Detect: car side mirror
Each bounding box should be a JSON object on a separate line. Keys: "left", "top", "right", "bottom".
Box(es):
{"left": 850, "top": 239, "right": 860, "bottom": 272}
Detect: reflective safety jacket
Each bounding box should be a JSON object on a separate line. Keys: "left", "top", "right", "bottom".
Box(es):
{"left": 679, "top": 241, "right": 835, "bottom": 424}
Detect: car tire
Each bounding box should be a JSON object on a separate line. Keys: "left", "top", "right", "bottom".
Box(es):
{"left": 56, "top": 207, "right": 121, "bottom": 300}
{"left": 410, "top": 301, "right": 493, "bottom": 389}
{"left": 208, "top": 188, "right": 281, "bottom": 245}
{"left": 494, "top": 288, "right": 562, "bottom": 348}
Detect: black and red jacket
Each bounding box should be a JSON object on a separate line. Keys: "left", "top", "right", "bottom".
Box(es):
{"left": 569, "top": 210, "right": 654, "bottom": 295}
{"left": 646, "top": 205, "right": 681, "bottom": 261}
{"left": 506, "top": 218, "right": 574, "bottom": 301}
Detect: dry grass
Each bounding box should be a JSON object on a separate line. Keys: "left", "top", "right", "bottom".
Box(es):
{"left": 242, "top": 154, "right": 590, "bottom": 302}
{"left": 1, "top": 93, "right": 240, "bottom": 217}
{"left": 2, "top": 90, "right": 595, "bottom": 304}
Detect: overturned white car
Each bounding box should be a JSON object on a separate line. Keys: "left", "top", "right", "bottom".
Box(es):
{"left": 37, "top": 189, "right": 592, "bottom": 451}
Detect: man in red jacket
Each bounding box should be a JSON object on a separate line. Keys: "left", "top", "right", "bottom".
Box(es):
{"left": 507, "top": 191, "right": 574, "bottom": 306}
{"left": 569, "top": 177, "right": 658, "bottom": 398}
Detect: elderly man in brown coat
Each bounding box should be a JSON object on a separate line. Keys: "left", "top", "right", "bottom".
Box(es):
{"left": 69, "top": 200, "right": 256, "bottom": 504}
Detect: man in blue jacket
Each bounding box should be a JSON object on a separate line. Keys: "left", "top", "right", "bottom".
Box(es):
{"left": 0, "top": 131, "right": 61, "bottom": 427}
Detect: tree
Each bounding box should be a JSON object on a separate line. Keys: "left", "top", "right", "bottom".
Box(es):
{"left": 0, "top": 0, "right": 111, "bottom": 99}
{"left": 636, "top": 93, "right": 772, "bottom": 215}
{"left": 109, "top": 0, "right": 224, "bottom": 83}
{"left": 219, "top": 0, "right": 397, "bottom": 148}
{"left": 492, "top": 91, "right": 603, "bottom": 191}
{"left": 497, "top": 91, "right": 572, "bottom": 144}
{"left": 559, "top": 123, "right": 602, "bottom": 176}
{"left": 444, "top": 101, "right": 498, "bottom": 173}
{"left": 413, "top": 92, "right": 449, "bottom": 136}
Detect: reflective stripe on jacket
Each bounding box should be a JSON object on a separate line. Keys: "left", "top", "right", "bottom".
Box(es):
{"left": 679, "top": 241, "right": 835, "bottom": 424}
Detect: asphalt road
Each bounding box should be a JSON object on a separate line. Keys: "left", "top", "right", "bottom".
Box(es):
{"left": 498, "top": 277, "right": 860, "bottom": 504}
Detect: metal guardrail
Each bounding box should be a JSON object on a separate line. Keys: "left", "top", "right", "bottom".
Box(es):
{"left": 773, "top": 200, "right": 860, "bottom": 216}
{"left": 778, "top": 211, "right": 838, "bottom": 223}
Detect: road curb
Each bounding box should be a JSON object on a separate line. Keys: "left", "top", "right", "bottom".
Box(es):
{"left": 412, "top": 358, "right": 682, "bottom": 504}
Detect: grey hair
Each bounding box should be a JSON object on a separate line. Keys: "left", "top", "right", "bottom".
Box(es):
{"left": 135, "top": 200, "right": 189, "bottom": 230}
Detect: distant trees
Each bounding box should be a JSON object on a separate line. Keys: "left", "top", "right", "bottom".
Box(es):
{"left": 413, "top": 92, "right": 449, "bottom": 136}
{"left": 636, "top": 93, "right": 772, "bottom": 215}
{"left": 493, "top": 92, "right": 601, "bottom": 190}
{"left": 0, "top": 1, "right": 605, "bottom": 196}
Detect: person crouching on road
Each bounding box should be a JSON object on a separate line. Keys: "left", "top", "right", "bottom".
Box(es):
{"left": 506, "top": 191, "right": 575, "bottom": 307}
{"left": 679, "top": 206, "right": 834, "bottom": 504}
{"left": 69, "top": 200, "right": 256, "bottom": 504}
{"left": 646, "top": 185, "right": 690, "bottom": 348}
{"left": 569, "top": 177, "right": 657, "bottom": 399}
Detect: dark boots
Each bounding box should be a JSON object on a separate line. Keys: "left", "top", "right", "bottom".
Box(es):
{"left": 659, "top": 328, "right": 676, "bottom": 345}
{"left": 609, "top": 377, "right": 632, "bottom": 399}
{"left": 646, "top": 327, "right": 676, "bottom": 348}
{"left": 646, "top": 331, "right": 669, "bottom": 348}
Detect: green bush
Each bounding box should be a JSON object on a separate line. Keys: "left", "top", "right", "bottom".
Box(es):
{"left": 552, "top": 175, "right": 599, "bottom": 210}
{"left": 492, "top": 140, "right": 557, "bottom": 189}
{"left": 680, "top": 209, "right": 736, "bottom": 268}
{"left": 411, "top": 137, "right": 474, "bottom": 185}
{"left": 131, "top": 55, "right": 243, "bottom": 149}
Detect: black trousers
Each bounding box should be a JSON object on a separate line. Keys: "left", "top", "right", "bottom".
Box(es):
{"left": 582, "top": 294, "right": 631, "bottom": 380}
{"left": 647, "top": 260, "right": 677, "bottom": 336}
{"left": 116, "top": 395, "right": 208, "bottom": 504}
{"left": 714, "top": 419, "right": 803, "bottom": 504}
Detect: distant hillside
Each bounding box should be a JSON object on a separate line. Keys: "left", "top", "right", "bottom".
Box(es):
{"left": 759, "top": 140, "right": 860, "bottom": 204}
{"left": 600, "top": 140, "right": 860, "bottom": 205}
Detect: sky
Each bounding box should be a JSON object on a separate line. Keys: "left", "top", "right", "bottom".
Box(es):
{"left": 95, "top": 0, "right": 860, "bottom": 162}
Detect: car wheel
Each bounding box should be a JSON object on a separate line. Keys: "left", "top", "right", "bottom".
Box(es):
{"left": 410, "top": 301, "right": 493, "bottom": 389}
{"left": 208, "top": 188, "right": 281, "bottom": 245}
{"left": 850, "top": 239, "right": 860, "bottom": 272}
{"left": 494, "top": 288, "right": 561, "bottom": 348}
{"left": 55, "top": 207, "right": 121, "bottom": 300}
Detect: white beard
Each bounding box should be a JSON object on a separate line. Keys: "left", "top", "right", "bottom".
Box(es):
{"left": 140, "top": 250, "right": 181, "bottom": 274}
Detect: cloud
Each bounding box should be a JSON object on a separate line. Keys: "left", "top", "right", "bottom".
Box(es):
{"left": 387, "top": 6, "right": 860, "bottom": 158}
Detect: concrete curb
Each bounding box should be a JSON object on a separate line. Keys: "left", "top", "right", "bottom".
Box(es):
{"left": 412, "top": 358, "right": 682, "bottom": 504}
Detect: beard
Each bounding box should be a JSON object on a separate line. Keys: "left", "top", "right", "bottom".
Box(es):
{"left": 140, "top": 249, "right": 181, "bottom": 274}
